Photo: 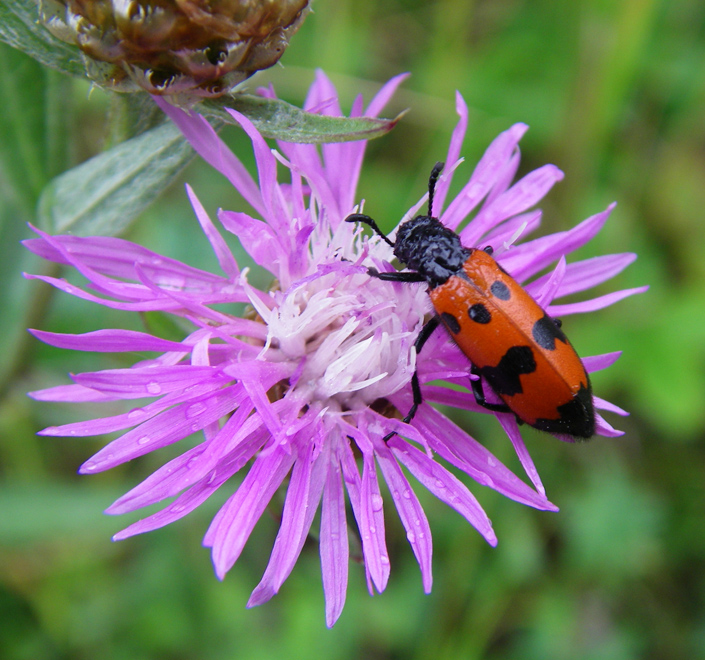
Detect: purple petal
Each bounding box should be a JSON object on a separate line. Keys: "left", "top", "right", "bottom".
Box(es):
{"left": 374, "top": 438, "right": 433, "bottom": 592}
{"left": 433, "top": 92, "right": 468, "bottom": 217}
{"left": 526, "top": 253, "right": 637, "bottom": 299}
{"left": 584, "top": 351, "right": 622, "bottom": 373}
{"left": 547, "top": 286, "right": 649, "bottom": 316}
{"left": 113, "top": 427, "right": 269, "bottom": 539}
{"left": 224, "top": 108, "right": 289, "bottom": 235}
{"left": 29, "top": 383, "right": 118, "bottom": 403}
{"left": 107, "top": 400, "right": 259, "bottom": 513}
{"left": 218, "top": 210, "right": 283, "bottom": 274}
{"left": 154, "top": 97, "right": 266, "bottom": 216}
{"left": 595, "top": 413, "right": 626, "bottom": 437}
{"left": 186, "top": 185, "right": 239, "bottom": 279}
{"left": 442, "top": 123, "right": 529, "bottom": 231}
{"left": 24, "top": 230, "right": 227, "bottom": 289}
{"left": 247, "top": 436, "right": 327, "bottom": 607}
{"left": 534, "top": 256, "right": 567, "bottom": 308}
{"left": 497, "top": 415, "right": 546, "bottom": 496}
{"left": 79, "top": 384, "right": 245, "bottom": 472}
{"left": 389, "top": 437, "right": 497, "bottom": 546}
{"left": 501, "top": 204, "right": 615, "bottom": 281}
{"left": 338, "top": 435, "right": 389, "bottom": 594}
{"left": 320, "top": 438, "right": 349, "bottom": 628}
{"left": 29, "top": 328, "right": 187, "bottom": 353}
{"left": 461, "top": 164, "right": 564, "bottom": 246}
{"left": 409, "top": 403, "right": 558, "bottom": 511}
{"left": 71, "top": 365, "right": 225, "bottom": 398}
{"left": 359, "top": 450, "right": 390, "bottom": 593}
{"left": 206, "top": 443, "right": 296, "bottom": 579}
{"left": 483, "top": 210, "right": 542, "bottom": 254}
{"left": 594, "top": 396, "right": 629, "bottom": 416}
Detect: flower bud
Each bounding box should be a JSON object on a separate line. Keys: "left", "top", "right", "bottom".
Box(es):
{"left": 41, "top": 0, "right": 310, "bottom": 96}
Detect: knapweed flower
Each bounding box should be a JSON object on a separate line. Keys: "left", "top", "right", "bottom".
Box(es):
{"left": 26, "top": 72, "right": 646, "bottom": 626}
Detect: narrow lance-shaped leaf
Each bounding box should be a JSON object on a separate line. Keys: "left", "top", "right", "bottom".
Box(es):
{"left": 201, "top": 93, "right": 403, "bottom": 144}
{"left": 38, "top": 120, "right": 195, "bottom": 236}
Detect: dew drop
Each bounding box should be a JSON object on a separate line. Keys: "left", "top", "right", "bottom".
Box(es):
{"left": 487, "top": 456, "right": 497, "bottom": 467}
{"left": 435, "top": 479, "right": 446, "bottom": 489}
{"left": 170, "top": 503, "right": 186, "bottom": 513}
{"left": 137, "top": 435, "right": 151, "bottom": 445}
{"left": 186, "top": 402, "right": 206, "bottom": 418}
{"left": 371, "top": 494, "right": 384, "bottom": 511}
{"left": 369, "top": 525, "right": 376, "bottom": 534}
{"left": 146, "top": 381, "right": 162, "bottom": 395}
{"left": 380, "top": 554, "right": 390, "bottom": 565}
{"left": 402, "top": 489, "right": 411, "bottom": 499}
{"left": 127, "top": 409, "right": 144, "bottom": 419}
{"left": 81, "top": 460, "right": 98, "bottom": 472}
{"left": 406, "top": 531, "right": 416, "bottom": 544}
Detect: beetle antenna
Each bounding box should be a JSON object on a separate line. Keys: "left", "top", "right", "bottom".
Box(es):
{"left": 428, "top": 161, "right": 445, "bottom": 217}
{"left": 345, "top": 213, "right": 395, "bottom": 248}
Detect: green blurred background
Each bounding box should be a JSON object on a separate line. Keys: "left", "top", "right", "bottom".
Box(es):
{"left": 1, "top": 0, "right": 704, "bottom": 658}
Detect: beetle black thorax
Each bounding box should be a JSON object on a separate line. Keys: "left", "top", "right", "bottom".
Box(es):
{"left": 393, "top": 215, "right": 471, "bottom": 288}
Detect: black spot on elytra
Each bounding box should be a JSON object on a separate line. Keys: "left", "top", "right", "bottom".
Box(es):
{"left": 441, "top": 311, "right": 461, "bottom": 334}
{"left": 533, "top": 382, "right": 595, "bottom": 438}
{"left": 490, "top": 280, "right": 511, "bottom": 300}
{"left": 468, "top": 303, "right": 491, "bottom": 324}
{"left": 532, "top": 313, "right": 568, "bottom": 351}
{"left": 480, "top": 345, "right": 537, "bottom": 396}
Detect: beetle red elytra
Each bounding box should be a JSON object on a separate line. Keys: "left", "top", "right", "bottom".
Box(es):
{"left": 345, "top": 162, "right": 595, "bottom": 439}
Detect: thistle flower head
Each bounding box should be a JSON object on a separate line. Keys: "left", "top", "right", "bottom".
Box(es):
{"left": 41, "top": 0, "right": 310, "bottom": 96}
{"left": 26, "top": 71, "right": 646, "bottom": 626}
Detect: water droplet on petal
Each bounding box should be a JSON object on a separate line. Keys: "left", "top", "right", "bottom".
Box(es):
{"left": 186, "top": 402, "right": 206, "bottom": 418}
{"left": 487, "top": 456, "right": 497, "bottom": 467}
{"left": 146, "top": 381, "right": 162, "bottom": 395}
{"left": 380, "top": 554, "right": 390, "bottom": 565}
{"left": 138, "top": 435, "right": 150, "bottom": 445}
{"left": 435, "top": 479, "right": 446, "bottom": 489}
{"left": 402, "top": 489, "right": 411, "bottom": 499}
{"left": 371, "top": 494, "right": 384, "bottom": 511}
{"left": 407, "top": 531, "right": 416, "bottom": 544}
{"left": 128, "top": 409, "right": 144, "bottom": 419}
{"left": 82, "top": 460, "right": 98, "bottom": 472}
{"left": 170, "top": 503, "right": 186, "bottom": 513}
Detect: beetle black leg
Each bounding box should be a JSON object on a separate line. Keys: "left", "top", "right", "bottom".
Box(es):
{"left": 469, "top": 365, "right": 512, "bottom": 413}
{"left": 382, "top": 316, "right": 441, "bottom": 442}
{"left": 371, "top": 270, "right": 426, "bottom": 283}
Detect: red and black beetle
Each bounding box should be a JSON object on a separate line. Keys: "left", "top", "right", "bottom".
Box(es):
{"left": 346, "top": 162, "right": 595, "bottom": 439}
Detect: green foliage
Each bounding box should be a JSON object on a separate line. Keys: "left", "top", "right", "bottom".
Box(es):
{"left": 1, "top": 0, "right": 704, "bottom": 659}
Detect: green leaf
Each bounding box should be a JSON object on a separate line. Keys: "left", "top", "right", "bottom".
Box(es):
{"left": 200, "top": 93, "right": 402, "bottom": 143}
{"left": 0, "top": 0, "right": 85, "bottom": 78}
{"left": 38, "top": 120, "right": 195, "bottom": 236}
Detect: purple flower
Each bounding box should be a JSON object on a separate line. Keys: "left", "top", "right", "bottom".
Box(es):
{"left": 25, "top": 71, "right": 646, "bottom": 626}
